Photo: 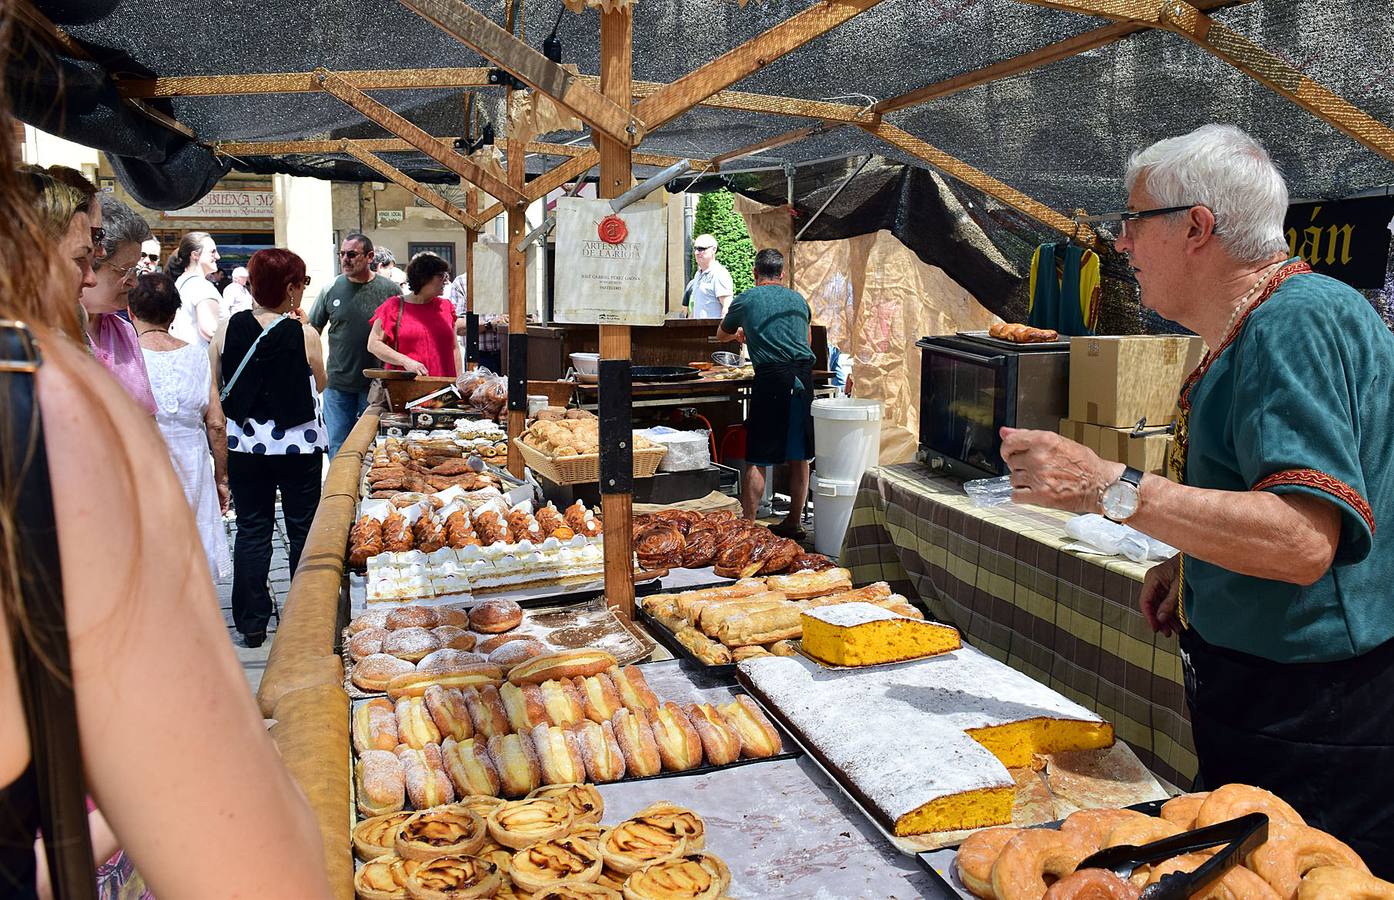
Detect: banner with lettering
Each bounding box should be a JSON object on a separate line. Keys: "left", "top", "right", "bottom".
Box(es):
{"left": 553, "top": 197, "right": 667, "bottom": 325}
{"left": 1284, "top": 196, "right": 1394, "bottom": 289}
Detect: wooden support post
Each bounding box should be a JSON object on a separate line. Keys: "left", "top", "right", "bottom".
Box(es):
{"left": 506, "top": 123, "right": 528, "bottom": 479}
{"left": 464, "top": 187, "right": 479, "bottom": 371}
{"left": 598, "top": 6, "right": 636, "bottom": 619}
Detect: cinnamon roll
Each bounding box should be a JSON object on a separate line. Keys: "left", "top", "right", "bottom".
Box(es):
{"left": 486, "top": 796, "right": 574, "bottom": 850}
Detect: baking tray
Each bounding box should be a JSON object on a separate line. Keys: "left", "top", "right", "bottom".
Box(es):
{"left": 636, "top": 604, "right": 738, "bottom": 679}
{"left": 955, "top": 329, "right": 1071, "bottom": 351}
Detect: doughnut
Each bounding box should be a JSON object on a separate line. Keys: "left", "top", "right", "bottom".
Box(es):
{"left": 610, "top": 707, "right": 662, "bottom": 777}
{"left": 530, "top": 722, "right": 588, "bottom": 786}
{"left": 349, "top": 626, "right": 390, "bottom": 662}
{"left": 1059, "top": 808, "right": 1153, "bottom": 851}
{"left": 1246, "top": 822, "right": 1368, "bottom": 898}
{"left": 349, "top": 608, "right": 390, "bottom": 634}
{"left": 1195, "top": 784, "right": 1305, "bottom": 829}
{"left": 990, "top": 829, "right": 1093, "bottom": 900}
{"left": 1160, "top": 792, "right": 1210, "bottom": 830}
{"left": 1102, "top": 815, "right": 1183, "bottom": 849}
{"left": 578, "top": 672, "right": 624, "bottom": 724}
{"left": 573, "top": 719, "right": 627, "bottom": 783}
{"left": 1298, "top": 866, "right": 1394, "bottom": 899}
{"left": 431, "top": 624, "right": 478, "bottom": 651}
{"left": 470, "top": 598, "right": 524, "bottom": 633}
{"left": 500, "top": 681, "right": 550, "bottom": 732}
{"left": 416, "top": 648, "right": 487, "bottom": 674}
{"left": 1042, "top": 868, "right": 1141, "bottom": 899}
{"left": 955, "top": 826, "right": 1021, "bottom": 898}
{"left": 489, "top": 637, "right": 547, "bottom": 671}
{"left": 387, "top": 605, "right": 439, "bottom": 630}
{"left": 382, "top": 626, "right": 440, "bottom": 663}
{"left": 1145, "top": 852, "right": 1280, "bottom": 899}
{"left": 434, "top": 606, "right": 471, "bottom": 628}
{"left": 480, "top": 631, "right": 532, "bottom": 654}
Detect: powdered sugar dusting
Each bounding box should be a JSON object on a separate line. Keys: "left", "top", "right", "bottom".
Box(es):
{"left": 804, "top": 602, "right": 902, "bottom": 627}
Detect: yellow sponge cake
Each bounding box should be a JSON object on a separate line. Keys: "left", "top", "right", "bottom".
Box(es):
{"left": 800, "top": 602, "right": 961, "bottom": 666}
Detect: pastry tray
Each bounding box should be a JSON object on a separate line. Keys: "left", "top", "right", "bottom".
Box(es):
{"left": 635, "top": 605, "right": 738, "bottom": 680}
{"left": 955, "top": 329, "right": 1071, "bottom": 351}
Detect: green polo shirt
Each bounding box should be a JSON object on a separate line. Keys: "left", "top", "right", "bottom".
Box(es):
{"left": 719, "top": 284, "right": 815, "bottom": 368}
{"left": 1182, "top": 263, "right": 1394, "bottom": 663}
{"left": 309, "top": 274, "right": 399, "bottom": 393}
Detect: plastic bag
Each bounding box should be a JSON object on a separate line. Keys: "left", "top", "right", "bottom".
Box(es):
{"left": 1064, "top": 514, "right": 1178, "bottom": 562}
{"left": 963, "top": 475, "right": 1014, "bottom": 508}
{"left": 638, "top": 427, "right": 711, "bottom": 472}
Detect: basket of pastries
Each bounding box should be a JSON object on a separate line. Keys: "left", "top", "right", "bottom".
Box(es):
{"left": 516, "top": 415, "right": 666, "bottom": 485}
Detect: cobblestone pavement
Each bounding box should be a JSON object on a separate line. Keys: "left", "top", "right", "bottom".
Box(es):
{"left": 217, "top": 508, "right": 289, "bottom": 696}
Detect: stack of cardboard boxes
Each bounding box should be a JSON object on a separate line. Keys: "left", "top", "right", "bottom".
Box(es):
{"left": 1059, "top": 336, "right": 1204, "bottom": 476}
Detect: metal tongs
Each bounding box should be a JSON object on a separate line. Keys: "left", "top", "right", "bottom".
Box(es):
{"left": 1075, "top": 812, "right": 1268, "bottom": 899}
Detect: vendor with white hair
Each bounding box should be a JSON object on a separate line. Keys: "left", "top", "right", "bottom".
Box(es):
{"left": 998, "top": 124, "right": 1394, "bottom": 872}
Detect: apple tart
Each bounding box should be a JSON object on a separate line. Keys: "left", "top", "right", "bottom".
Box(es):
{"left": 486, "top": 796, "right": 575, "bottom": 849}
{"left": 620, "top": 853, "right": 731, "bottom": 900}
{"left": 509, "top": 835, "right": 604, "bottom": 893}
{"left": 395, "top": 807, "right": 488, "bottom": 862}
{"left": 527, "top": 783, "right": 605, "bottom": 825}
{"left": 353, "top": 853, "right": 420, "bottom": 900}
{"left": 532, "top": 881, "right": 623, "bottom": 899}
{"left": 403, "top": 854, "right": 502, "bottom": 900}
{"left": 354, "top": 810, "right": 414, "bottom": 861}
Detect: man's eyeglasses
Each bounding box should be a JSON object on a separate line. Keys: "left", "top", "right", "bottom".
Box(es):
{"left": 340, "top": 250, "right": 364, "bottom": 259}
{"left": 140, "top": 252, "right": 160, "bottom": 262}
{"left": 1074, "top": 205, "right": 1200, "bottom": 240}
{"left": 693, "top": 245, "right": 715, "bottom": 252}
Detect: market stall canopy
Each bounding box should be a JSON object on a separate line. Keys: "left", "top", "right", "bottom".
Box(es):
{"left": 10, "top": 0, "right": 1394, "bottom": 231}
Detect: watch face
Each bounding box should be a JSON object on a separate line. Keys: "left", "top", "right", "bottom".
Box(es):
{"left": 1102, "top": 481, "right": 1140, "bottom": 520}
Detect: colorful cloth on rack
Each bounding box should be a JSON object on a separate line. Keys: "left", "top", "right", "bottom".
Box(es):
{"left": 1027, "top": 242, "right": 1099, "bottom": 335}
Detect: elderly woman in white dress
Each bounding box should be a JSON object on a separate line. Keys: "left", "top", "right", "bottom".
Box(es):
{"left": 129, "top": 271, "right": 232, "bottom": 580}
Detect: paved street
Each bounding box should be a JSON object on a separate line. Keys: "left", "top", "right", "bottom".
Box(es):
{"left": 216, "top": 510, "right": 290, "bottom": 696}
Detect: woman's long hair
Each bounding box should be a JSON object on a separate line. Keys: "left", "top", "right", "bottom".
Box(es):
{"left": 165, "top": 231, "right": 210, "bottom": 280}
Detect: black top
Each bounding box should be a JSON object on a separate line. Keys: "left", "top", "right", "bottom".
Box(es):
{"left": 219, "top": 310, "right": 315, "bottom": 427}
{"left": 0, "top": 763, "right": 37, "bottom": 897}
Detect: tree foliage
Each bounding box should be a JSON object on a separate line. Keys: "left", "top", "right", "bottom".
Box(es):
{"left": 692, "top": 188, "right": 755, "bottom": 295}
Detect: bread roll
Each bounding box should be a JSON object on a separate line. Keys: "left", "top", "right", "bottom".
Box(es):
{"left": 356, "top": 749, "right": 405, "bottom": 816}
{"left": 353, "top": 697, "right": 400, "bottom": 754}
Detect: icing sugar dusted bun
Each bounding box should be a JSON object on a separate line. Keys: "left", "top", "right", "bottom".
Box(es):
{"left": 470, "top": 598, "right": 524, "bottom": 633}
{"left": 489, "top": 636, "right": 547, "bottom": 671}
{"left": 349, "top": 626, "right": 390, "bottom": 661}
{"left": 500, "top": 681, "right": 549, "bottom": 732}
{"left": 574, "top": 720, "right": 627, "bottom": 783}
{"left": 612, "top": 666, "right": 660, "bottom": 716}
{"left": 431, "top": 625, "right": 477, "bottom": 651}
{"left": 508, "top": 649, "right": 619, "bottom": 687}
{"left": 463, "top": 684, "right": 512, "bottom": 740}
{"left": 649, "top": 704, "right": 704, "bottom": 773}
{"left": 684, "top": 703, "right": 741, "bottom": 767}
{"left": 578, "top": 672, "right": 623, "bottom": 724}
{"left": 440, "top": 736, "right": 500, "bottom": 799}
{"left": 609, "top": 708, "right": 662, "bottom": 778}
{"left": 387, "top": 605, "right": 439, "bottom": 630}
{"left": 384, "top": 664, "right": 504, "bottom": 701}
{"left": 349, "top": 608, "right": 390, "bottom": 634}
{"left": 353, "top": 653, "right": 416, "bottom": 693}
{"left": 487, "top": 732, "right": 543, "bottom": 798}
{"left": 383, "top": 626, "right": 441, "bottom": 663}
{"left": 417, "top": 649, "right": 487, "bottom": 674}
{"left": 423, "top": 685, "right": 474, "bottom": 742}
{"left": 530, "top": 722, "right": 588, "bottom": 785}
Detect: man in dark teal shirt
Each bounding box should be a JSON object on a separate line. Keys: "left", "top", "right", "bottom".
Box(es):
{"left": 717, "top": 249, "right": 815, "bottom": 536}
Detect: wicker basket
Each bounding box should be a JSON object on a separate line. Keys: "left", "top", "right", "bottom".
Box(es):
{"left": 514, "top": 438, "right": 667, "bottom": 485}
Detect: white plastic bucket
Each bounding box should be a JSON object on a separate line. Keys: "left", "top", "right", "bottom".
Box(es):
{"left": 811, "top": 399, "right": 882, "bottom": 557}
{"left": 811, "top": 476, "right": 860, "bottom": 556}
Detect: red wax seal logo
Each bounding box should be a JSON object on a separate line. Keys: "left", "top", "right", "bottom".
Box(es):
{"left": 597, "top": 214, "right": 628, "bottom": 245}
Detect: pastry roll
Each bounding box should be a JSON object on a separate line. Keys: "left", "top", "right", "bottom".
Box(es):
{"left": 384, "top": 664, "right": 504, "bottom": 701}
{"left": 353, "top": 810, "right": 413, "bottom": 861}
{"left": 463, "top": 684, "right": 512, "bottom": 739}
{"left": 577, "top": 672, "right": 624, "bottom": 723}
{"left": 527, "top": 783, "right": 605, "bottom": 825}
{"left": 540, "top": 677, "right": 587, "bottom": 727}
{"left": 500, "top": 681, "right": 549, "bottom": 732}
{"left": 574, "top": 719, "right": 627, "bottom": 783}
{"left": 730, "top": 646, "right": 770, "bottom": 663}
{"left": 356, "top": 749, "right": 406, "bottom": 817}
{"left": 685, "top": 703, "right": 741, "bottom": 767}
{"left": 486, "top": 797, "right": 574, "bottom": 850}
{"left": 612, "top": 666, "right": 660, "bottom": 716}
{"left": 619, "top": 852, "right": 730, "bottom": 900}
{"left": 673, "top": 626, "right": 732, "bottom": 666}
{"left": 712, "top": 604, "right": 802, "bottom": 647}
{"left": 353, "top": 653, "right": 417, "bottom": 693}
{"left": 718, "top": 694, "right": 783, "bottom": 758}
{"left": 396, "top": 696, "right": 444, "bottom": 749}
{"left": 440, "top": 736, "right": 501, "bottom": 799}
{"left": 353, "top": 854, "right": 420, "bottom": 900}
{"left": 649, "top": 703, "right": 704, "bottom": 772}
{"left": 762, "top": 567, "right": 853, "bottom": 600}
{"left": 509, "top": 835, "right": 604, "bottom": 894}
{"left": 423, "top": 685, "right": 474, "bottom": 742}
{"left": 609, "top": 708, "right": 662, "bottom": 778}
{"left": 394, "top": 807, "right": 487, "bottom": 862}
{"left": 395, "top": 743, "right": 455, "bottom": 810}
{"left": 354, "top": 697, "right": 400, "bottom": 753}
{"left": 530, "top": 723, "right": 587, "bottom": 786}
{"left": 507, "top": 649, "right": 619, "bottom": 687}
{"left": 766, "top": 639, "right": 799, "bottom": 657}
{"left": 487, "top": 732, "right": 543, "bottom": 797}
{"left": 403, "top": 854, "right": 502, "bottom": 900}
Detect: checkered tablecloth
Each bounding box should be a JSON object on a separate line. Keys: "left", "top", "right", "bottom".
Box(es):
{"left": 842, "top": 463, "right": 1197, "bottom": 788}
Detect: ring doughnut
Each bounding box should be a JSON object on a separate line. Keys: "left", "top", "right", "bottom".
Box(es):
{"left": 1246, "top": 822, "right": 1368, "bottom": 898}
{"left": 1102, "top": 816, "right": 1184, "bottom": 849}
{"left": 1059, "top": 808, "right": 1153, "bottom": 851}
{"left": 955, "top": 827, "right": 1021, "bottom": 898}
{"left": 1160, "top": 792, "right": 1210, "bottom": 830}
{"left": 1297, "top": 865, "right": 1394, "bottom": 899}
{"left": 990, "top": 829, "right": 1093, "bottom": 900}
{"left": 1042, "top": 868, "right": 1141, "bottom": 899}
{"left": 1194, "top": 784, "right": 1305, "bottom": 829}
{"left": 1145, "top": 852, "right": 1280, "bottom": 899}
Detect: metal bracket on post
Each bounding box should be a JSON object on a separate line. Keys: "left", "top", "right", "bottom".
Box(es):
{"left": 464, "top": 312, "right": 480, "bottom": 364}
{"left": 597, "top": 359, "right": 633, "bottom": 494}
{"left": 507, "top": 333, "right": 528, "bottom": 411}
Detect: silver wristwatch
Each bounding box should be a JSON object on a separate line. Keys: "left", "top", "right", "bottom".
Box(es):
{"left": 1100, "top": 466, "right": 1144, "bottom": 522}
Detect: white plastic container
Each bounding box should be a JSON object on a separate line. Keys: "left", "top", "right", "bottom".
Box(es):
{"left": 527, "top": 395, "right": 548, "bottom": 416}
{"left": 811, "top": 398, "right": 882, "bottom": 557}
{"left": 569, "top": 352, "right": 599, "bottom": 375}
{"left": 637, "top": 427, "right": 711, "bottom": 472}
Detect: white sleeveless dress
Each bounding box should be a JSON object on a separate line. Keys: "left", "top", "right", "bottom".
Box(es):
{"left": 143, "top": 342, "right": 232, "bottom": 580}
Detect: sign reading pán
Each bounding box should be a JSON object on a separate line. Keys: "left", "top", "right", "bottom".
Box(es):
{"left": 1283, "top": 197, "right": 1394, "bottom": 289}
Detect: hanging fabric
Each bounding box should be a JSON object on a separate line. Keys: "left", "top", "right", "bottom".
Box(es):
{"left": 1027, "top": 242, "right": 1100, "bottom": 335}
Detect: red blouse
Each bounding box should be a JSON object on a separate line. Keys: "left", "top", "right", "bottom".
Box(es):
{"left": 370, "top": 295, "right": 458, "bottom": 377}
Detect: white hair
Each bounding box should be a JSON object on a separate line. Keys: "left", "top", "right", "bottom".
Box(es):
{"left": 1125, "top": 124, "right": 1289, "bottom": 263}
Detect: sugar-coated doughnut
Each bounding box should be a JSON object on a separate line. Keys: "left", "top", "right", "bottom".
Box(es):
{"left": 1246, "top": 822, "right": 1368, "bottom": 898}
{"left": 1058, "top": 808, "right": 1153, "bottom": 852}
{"left": 955, "top": 826, "right": 1021, "bottom": 898}
{"left": 990, "top": 829, "right": 1093, "bottom": 900}
{"left": 1195, "top": 784, "right": 1305, "bottom": 829}
{"left": 1298, "top": 865, "right": 1394, "bottom": 899}
{"left": 1160, "top": 792, "right": 1210, "bottom": 830}
{"left": 1041, "top": 868, "right": 1140, "bottom": 899}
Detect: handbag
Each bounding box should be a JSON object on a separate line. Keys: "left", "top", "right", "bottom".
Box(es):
{"left": 219, "top": 313, "right": 288, "bottom": 402}
{"left": 0, "top": 320, "right": 98, "bottom": 899}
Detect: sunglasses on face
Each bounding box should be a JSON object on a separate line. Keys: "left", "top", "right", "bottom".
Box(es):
{"left": 693, "top": 245, "right": 714, "bottom": 252}
{"left": 140, "top": 252, "right": 159, "bottom": 262}
{"left": 106, "top": 261, "right": 140, "bottom": 281}
{"left": 340, "top": 250, "right": 364, "bottom": 259}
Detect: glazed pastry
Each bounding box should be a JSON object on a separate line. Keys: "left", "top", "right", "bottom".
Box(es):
{"left": 595, "top": 866, "right": 628, "bottom": 891}
{"left": 440, "top": 736, "right": 501, "bottom": 799}
{"left": 508, "top": 649, "right": 619, "bottom": 687}
{"left": 573, "top": 720, "right": 627, "bottom": 783}
{"left": 598, "top": 816, "right": 689, "bottom": 874}
{"left": 431, "top": 625, "right": 477, "bottom": 651}
{"left": 403, "top": 854, "right": 502, "bottom": 900}
{"left": 629, "top": 803, "right": 705, "bottom": 851}
{"left": 455, "top": 794, "right": 507, "bottom": 820}
{"left": 349, "top": 626, "right": 390, "bottom": 662}
{"left": 610, "top": 708, "right": 662, "bottom": 778}
{"left": 569, "top": 823, "right": 605, "bottom": 847}
{"left": 384, "top": 626, "right": 441, "bottom": 663}
{"left": 489, "top": 637, "right": 547, "bottom": 671}
{"left": 487, "top": 732, "right": 543, "bottom": 797}
{"left": 540, "top": 678, "right": 587, "bottom": 727}
{"left": 619, "top": 852, "right": 730, "bottom": 900}
{"left": 383, "top": 512, "right": 413, "bottom": 553}
{"left": 717, "top": 695, "right": 782, "bottom": 758}
{"left": 500, "top": 681, "right": 549, "bottom": 732}
{"left": 476, "top": 842, "right": 514, "bottom": 881}
{"left": 527, "top": 782, "right": 604, "bottom": 825}
{"left": 350, "top": 608, "right": 391, "bottom": 634}
{"left": 463, "top": 684, "right": 512, "bottom": 739}
{"left": 353, "top": 853, "right": 420, "bottom": 900}
{"left": 486, "top": 797, "right": 575, "bottom": 850}
{"left": 394, "top": 807, "right": 487, "bottom": 861}
{"left": 396, "top": 696, "right": 444, "bottom": 749}
{"left": 684, "top": 704, "right": 741, "bottom": 767}
{"left": 356, "top": 749, "right": 406, "bottom": 817}
{"left": 470, "top": 598, "right": 524, "bottom": 633}
{"left": 395, "top": 743, "right": 456, "bottom": 810}
{"left": 414, "top": 510, "right": 447, "bottom": 553}
{"left": 354, "top": 811, "right": 414, "bottom": 861}
{"left": 578, "top": 673, "right": 624, "bottom": 723}
{"left": 384, "top": 664, "right": 504, "bottom": 701}
{"left": 354, "top": 697, "right": 401, "bottom": 753}
{"left": 649, "top": 704, "right": 704, "bottom": 773}
{"left": 354, "top": 653, "right": 417, "bottom": 693}
{"left": 612, "top": 666, "right": 660, "bottom": 716}
{"left": 422, "top": 685, "right": 474, "bottom": 742}
{"left": 510, "top": 836, "right": 604, "bottom": 893}
{"left": 387, "top": 605, "right": 439, "bottom": 630}
{"left": 416, "top": 649, "right": 487, "bottom": 674}
{"left": 530, "top": 723, "right": 588, "bottom": 785}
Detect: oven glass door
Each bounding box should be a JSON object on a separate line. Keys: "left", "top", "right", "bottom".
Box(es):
{"left": 924, "top": 345, "right": 1009, "bottom": 476}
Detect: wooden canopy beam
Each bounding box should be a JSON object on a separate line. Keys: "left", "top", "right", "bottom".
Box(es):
{"left": 118, "top": 67, "right": 494, "bottom": 99}
{"left": 712, "top": 123, "right": 836, "bottom": 167}
{"left": 214, "top": 138, "right": 696, "bottom": 169}
{"left": 315, "top": 69, "right": 527, "bottom": 207}
{"left": 523, "top": 150, "right": 599, "bottom": 203}
{"left": 399, "top": 0, "right": 640, "bottom": 146}
{"left": 341, "top": 143, "right": 480, "bottom": 230}
{"left": 632, "top": 0, "right": 888, "bottom": 132}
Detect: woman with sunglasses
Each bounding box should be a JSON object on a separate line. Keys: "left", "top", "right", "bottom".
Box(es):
{"left": 79, "top": 193, "right": 158, "bottom": 417}
{"left": 209, "top": 248, "right": 327, "bottom": 649}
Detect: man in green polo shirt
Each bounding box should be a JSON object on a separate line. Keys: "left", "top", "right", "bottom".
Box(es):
{"left": 309, "top": 232, "right": 399, "bottom": 458}
{"left": 997, "top": 124, "right": 1394, "bottom": 874}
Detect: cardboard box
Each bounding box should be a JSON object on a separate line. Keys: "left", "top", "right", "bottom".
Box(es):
{"left": 1068, "top": 336, "right": 1203, "bottom": 428}
{"left": 1061, "top": 418, "right": 1171, "bottom": 475}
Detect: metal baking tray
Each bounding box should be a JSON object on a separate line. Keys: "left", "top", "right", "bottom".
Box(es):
{"left": 636, "top": 605, "right": 738, "bottom": 679}
{"left": 956, "top": 329, "right": 1072, "bottom": 351}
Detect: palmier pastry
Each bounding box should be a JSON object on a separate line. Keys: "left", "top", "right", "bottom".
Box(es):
{"left": 397, "top": 696, "right": 444, "bottom": 749}
{"left": 610, "top": 708, "right": 662, "bottom": 777}
{"left": 350, "top": 626, "right": 391, "bottom": 662}
{"left": 717, "top": 695, "right": 782, "bottom": 758}
{"left": 620, "top": 852, "right": 730, "bottom": 900}
{"left": 612, "top": 666, "right": 660, "bottom": 716}
{"left": 440, "top": 737, "right": 501, "bottom": 799}
{"left": 489, "top": 637, "right": 547, "bottom": 671}
{"left": 354, "top": 697, "right": 401, "bottom": 753}
{"left": 508, "top": 650, "right": 618, "bottom": 687}
{"left": 598, "top": 818, "right": 686, "bottom": 875}
{"left": 423, "top": 685, "right": 474, "bottom": 742}
{"left": 385, "top": 664, "right": 504, "bottom": 702}
{"left": 530, "top": 723, "right": 588, "bottom": 785}
{"left": 511, "top": 836, "right": 604, "bottom": 893}
{"left": 354, "top": 653, "right": 418, "bottom": 693}
{"left": 574, "top": 720, "right": 627, "bottom": 783}
{"left": 396, "top": 743, "right": 455, "bottom": 810}
{"left": 454, "top": 794, "right": 507, "bottom": 820}
{"left": 394, "top": 807, "right": 488, "bottom": 861}
{"left": 353, "top": 853, "right": 420, "bottom": 900}
{"left": 533, "top": 884, "right": 621, "bottom": 900}
{"left": 357, "top": 749, "right": 406, "bottom": 817}
{"left": 463, "top": 684, "right": 512, "bottom": 739}
{"left": 577, "top": 673, "right": 624, "bottom": 724}
{"left": 540, "top": 678, "right": 587, "bottom": 727}
{"left": 351, "top": 608, "right": 391, "bottom": 634}
{"left": 384, "top": 627, "right": 441, "bottom": 664}
{"left": 487, "top": 732, "right": 543, "bottom": 797}
{"left": 431, "top": 625, "right": 477, "bottom": 651}
{"left": 354, "top": 811, "right": 414, "bottom": 861}
{"left": 470, "top": 598, "right": 524, "bottom": 633}
{"left": 403, "top": 854, "right": 502, "bottom": 900}
{"left": 486, "top": 797, "right": 574, "bottom": 850}
{"left": 417, "top": 649, "right": 487, "bottom": 674}
{"left": 649, "top": 704, "right": 704, "bottom": 772}
{"left": 387, "top": 605, "right": 440, "bottom": 630}
{"left": 684, "top": 704, "right": 741, "bottom": 767}
{"left": 500, "top": 682, "right": 549, "bottom": 732}
{"left": 527, "top": 783, "right": 605, "bottom": 825}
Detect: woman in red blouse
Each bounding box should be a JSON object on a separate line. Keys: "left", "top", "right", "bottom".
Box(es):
{"left": 366, "top": 251, "right": 462, "bottom": 377}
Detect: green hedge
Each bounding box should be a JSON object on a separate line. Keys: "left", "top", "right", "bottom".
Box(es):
{"left": 692, "top": 189, "right": 755, "bottom": 295}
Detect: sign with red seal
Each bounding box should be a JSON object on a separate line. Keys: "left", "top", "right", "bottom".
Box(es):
{"left": 555, "top": 197, "right": 667, "bottom": 325}
{"left": 597, "top": 213, "right": 629, "bottom": 245}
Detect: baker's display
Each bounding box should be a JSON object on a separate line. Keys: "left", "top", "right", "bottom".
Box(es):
{"left": 986, "top": 322, "right": 1060, "bottom": 343}
{"left": 630, "top": 510, "right": 840, "bottom": 576}
{"left": 799, "top": 602, "right": 962, "bottom": 667}
{"left": 364, "top": 435, "right": 505, "bottom": 499}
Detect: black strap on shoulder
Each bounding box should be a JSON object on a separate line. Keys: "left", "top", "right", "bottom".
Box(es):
{"left": 0, "top": 322, "right": 97, "bottom": 900}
